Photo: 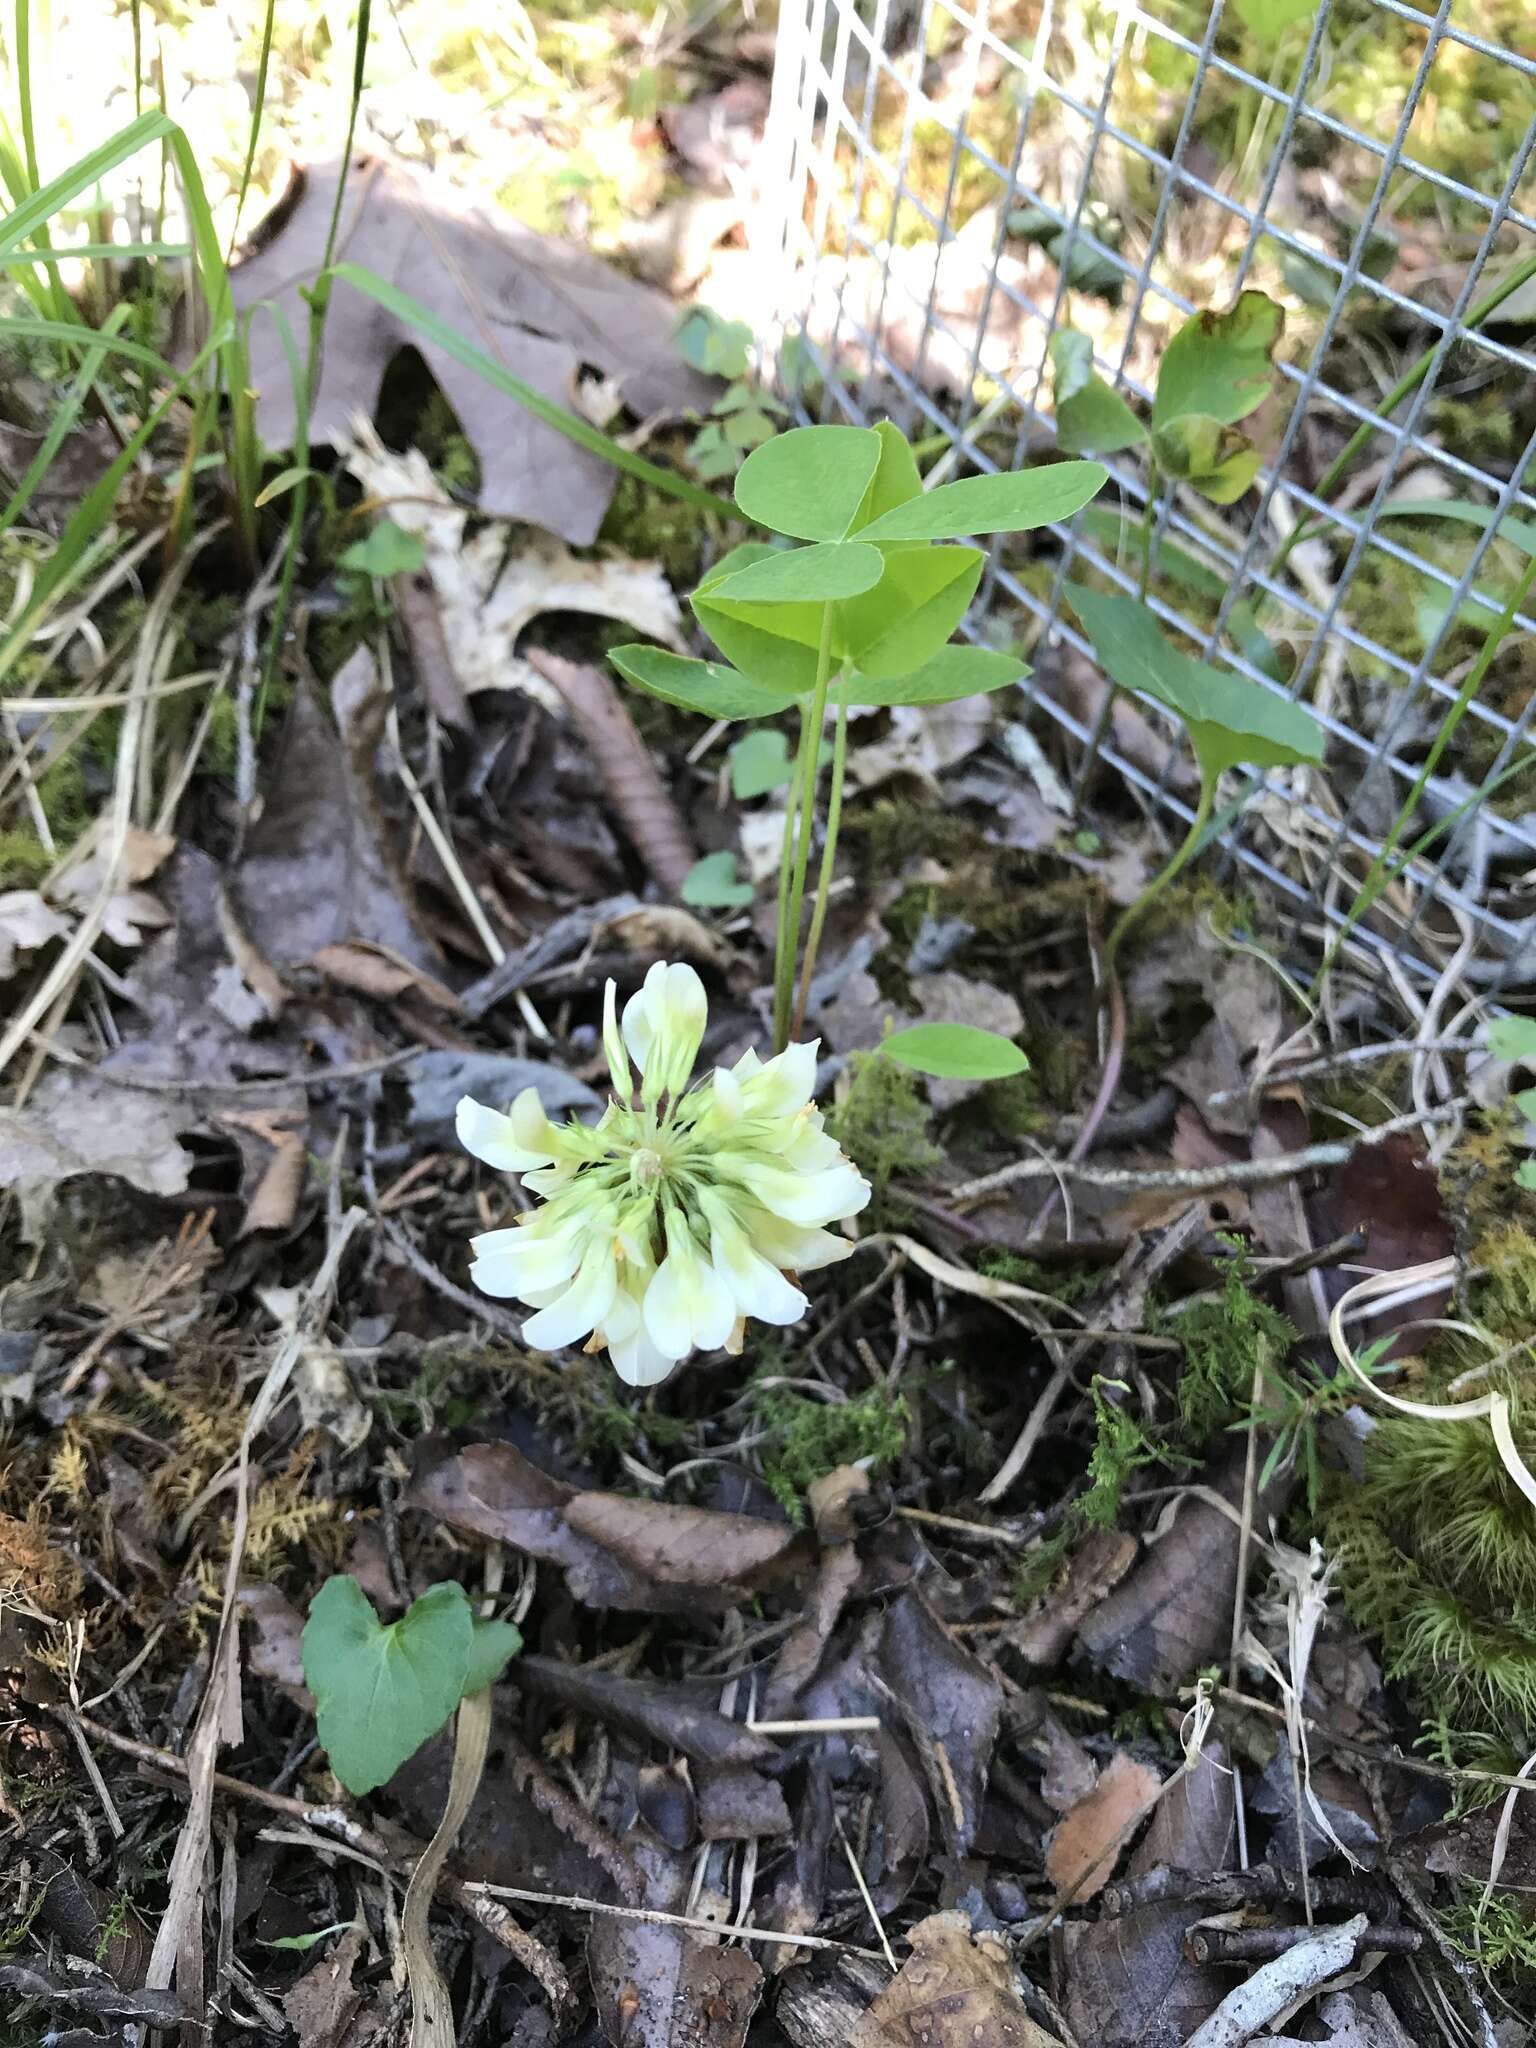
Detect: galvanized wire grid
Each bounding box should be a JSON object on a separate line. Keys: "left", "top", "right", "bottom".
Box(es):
{"left": 761, "top": 0, "right": 1536, "bottom": 988}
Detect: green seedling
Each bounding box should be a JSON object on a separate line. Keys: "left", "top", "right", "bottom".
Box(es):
{"left": 302, "top": 1575, "right": 521, "bottom": 1796}
{"left": 1066, "top": 584, "right": 1323, "bottom": 972}
{"left": 611, "top": 421, "right": 1107, "bottom": 1049}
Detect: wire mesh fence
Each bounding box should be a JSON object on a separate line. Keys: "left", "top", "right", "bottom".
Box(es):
{"left": 760, "top": 0, "right": 1536, "bottom": 990}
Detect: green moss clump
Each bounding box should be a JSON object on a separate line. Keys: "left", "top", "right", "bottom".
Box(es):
{"left": 1080, "top": 1377, "right": 1167, "bottom": 1528}
{"left": 597, "top": 472, "right": 726, "bottom": 589}
{"left": 826, "top": 1049, "right": 942, "bottom": 1223}
{"left": 1170, "top": 1238, "right": 1296, "bottom": 1444}
{"left": 750, "top": 1377, "right": 909, "bottom": 1523}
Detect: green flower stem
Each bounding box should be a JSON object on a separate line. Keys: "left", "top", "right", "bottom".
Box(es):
{"left": 1313, "top": 540, "right": 1536, "bottom": 998}
{"left": 1074, "top": 464, "right": 1158, "bottom": 804}
{"left": 1103, "top": 774, "right": 1214, "bottom": 980}
{"left": 774, "top": 601, "right": 837, "bottom": 1051}
{"left": 772, "top": 696, "right": 813, "bottom": 1046}
{"left": 792, "top": 662, "right": 853, "bottom": 1040}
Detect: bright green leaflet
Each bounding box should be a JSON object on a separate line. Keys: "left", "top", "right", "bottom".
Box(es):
{"left": 859, "top": 461, "right": 1108, "bottom": 542}
{"left": 609, "top": 646, "right": 797, "bottom": 720}
{"left": 1376, "top": 500, "right": 1536, "bottom": 560}
{"left": 882, "top": 1024, "right": 1030, "bottom": 1079}
{"left": 734, "top": 425, "right": 883, "bottom": 541}
{"left": 1153, "top": 415, "right": 1263, "bottom": 505}
{"left": 1050, "top": 330, "right": 1147, "bottom": 456}
{"left": 836, "top": 546, "right": 985, "bottom": 677}
{"left": 704, "top": 540, "right": 884, "bottom": 603}
{"left": 463, "top": 1615, "right": 525, "bottom": 1698}
{"left": 859, "top": 420, "right": 924, "bottom": 523}
{"left": 847, "top": 644, "right": 1025, "bottom": 708}
{"left": 1152, "top": 293, "right": 1283, "bottom": 434}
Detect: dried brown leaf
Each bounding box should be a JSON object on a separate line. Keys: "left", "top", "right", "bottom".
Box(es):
{"left": 847, "top": 1912, "right": 1061, "bottom": 2048}
{"left": 588, "top": 1839, "right": 764, "bottom": 2048}
{"left": 1045, "top": 1750, "right": 1161, "bottom": 1902}
{"left": 232, "top": 158, "right": 715, "bottom": 544}
{"left": 877, "top": 1590, "right": 1001, "bottom": 1855}
{"left": 0, "top": 890, "right": 71, "bottom": 979}
{"left": 310, "top": 941, "right": 460, "bottom": 1013}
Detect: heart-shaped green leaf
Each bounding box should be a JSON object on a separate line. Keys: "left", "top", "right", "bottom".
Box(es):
{"left": 735, "top": 425, "right": 883, "bottom": 540}
{"left": 303, "top": 1578, "right": 472, "bottom": 1796}
{"left": 610, "top": 645, "right": 798, "bottom": 719}
{"left": 854, "top": 419, "right": 924, "bottom": 526}
{"left": 464, "top": 1616, "right": 525, "bottom": 1698}
{"left": 882, "top": 1023, "right": 1030, "bottom": 1079}
{"left": 859, "top": 460, "right": 1107, "bottom": 541}
{"left": 837, "top": 545, "right": 984, "bottom": 677}
{"left": 1065, "top": 584, "right": 1322, "bottom": 779}
{"left": 1050, "top": 331, "right": 1147, "bottom": 456}
{"left": 682, "top": 849, "right": 755, "bottom": 908}
{"left": 704, "top": 539, "right": 884, "bottom": 603}
{"left": 1152, "top": 414, "right": 1262, "bottom": 504}
{"left": 847, "top": 643, "right": 1025, "bottom": 707}
{"left": 1152, "top": 292, "right": 1282, "bottom": 435}
{"left": 729, "top": 727, "right": 794, "bottom": 799}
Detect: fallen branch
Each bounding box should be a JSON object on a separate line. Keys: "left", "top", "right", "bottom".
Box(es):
{"left": 950, "top": 1101, "right": 1463, "bottom": 1208}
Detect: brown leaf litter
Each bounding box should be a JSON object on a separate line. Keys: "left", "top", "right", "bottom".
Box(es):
{"left": 231, "top": 157, "right": 716, "bottom": 543}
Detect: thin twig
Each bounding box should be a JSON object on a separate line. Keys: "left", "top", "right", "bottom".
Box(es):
{"left": 951, "top": 1100, "right": 1464, "bottom": 1208}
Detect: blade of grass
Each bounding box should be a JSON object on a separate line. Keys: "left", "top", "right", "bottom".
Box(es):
{"left": 0, "top": 108, "right": 174, "bottom": 256}
{"left": 12, "top": 0, "right": 74, "bottom": 326}
{"left": 0, "top": 312, "right": 122, "bottom": 535}
{"left": 0, "top": 314, "right": 177, "bottom": 371}
{"left": 331, "top": 262, "right": 736, "bottom": 521}
{"left": 227, "top": 0, "right": 277, "bottom": 260}
{"left": 0, "top": 239, "right": 190, "bottom": 263}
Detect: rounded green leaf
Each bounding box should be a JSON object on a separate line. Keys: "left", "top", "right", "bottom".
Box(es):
{"left": 854, "top": 420, "right": 924, "bottom": 526}
{"left": 735, "top": 424, "right": 883, "bottom": 540}
{"left": 847, "top": 643, "right": 1025, "bottom": 707}
{"left": 302, "top": 1577, "right": 471, "bottom": 1797}
{"left": 682, "top": 850, "right": 755, "bottom": 907}
{"left": 882, "top": 1023, "right": 1030, "bottom": 1079}
{"left": 1490, "top": 1017, "right": 1536, "bottom": 1065}
{"left": 705, "top": 539, "right": 884, "bottom": 603}
{"left": 729, "top": 727, "right": 794, "bottom": 799}
{"left": 690, "top": 596, "right": 823, "bottom": 695}
{"left": 859, "top": 460, "right": 1108, "bottom": 542}
{"left": 610, "top": 644, "right": 798, "bottom": 718}
{"left": 464, "top": 1617, "right": 524, "bottom": 1697}
{"left": 1152, "top": 292, "right": 1282, "bottom": 434}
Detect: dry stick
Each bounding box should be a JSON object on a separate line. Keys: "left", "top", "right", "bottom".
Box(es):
{"left": 463, "top": 1883, "right": 888, "bottom": 1963}
{"left": 951, "top": 1099, "right": 1462, "bottom": 1208}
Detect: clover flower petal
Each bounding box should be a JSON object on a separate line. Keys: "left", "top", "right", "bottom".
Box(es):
{"left": 457, "top": 963, "right": 869, "bottom": 1385}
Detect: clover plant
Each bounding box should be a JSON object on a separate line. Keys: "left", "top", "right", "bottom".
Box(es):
{"left": 609, "top": 422, "right": 1107, "bottom": 1053}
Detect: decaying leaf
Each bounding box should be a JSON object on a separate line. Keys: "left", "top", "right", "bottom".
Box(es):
{"left": 0, "top": 1070, "right": 194, "bottom": 1238}
{"left": 411, "top": 1442, "right": 812, "bottom": 1614}
{"left": 588, "top": 1841, "right": 765, "bottom": 2048}
{"left": 281, "top": 1927, "right": 385, "bottom": 2048}
{"left": 231, "top": 157, "right": 714, "bottom": 543}
{"left": 232, "top": 658, "right": 441, "bottom": 973}
{"left": 0, "top": 891, "right": 71, "bottom": 979}
{"left": 1045, "top": 1750, "right": 1162, "bottom": 1901}
{"left": 877, "top": 1590, "right": 1002, "bottom": 1855}
{"left": 342, "top": 429, "right": 686, "bottom": 705}
{"left": 847, "top": 1912, "right": 1062, "bottom": 2048}
{"left": 405, "top": 1051, "right": 602, "bottom": 1141}
{"left": 1010, "top": 1525, "right": 1138, "bottom": 1667}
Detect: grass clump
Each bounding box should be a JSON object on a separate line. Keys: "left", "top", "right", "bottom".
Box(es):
{"left": 749, "top": 1375, "right": 909, "bottom": 1523}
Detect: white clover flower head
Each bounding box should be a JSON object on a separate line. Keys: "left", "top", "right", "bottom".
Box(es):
{"left": 456, "top": 961, "right": 870, "bottom": 1385}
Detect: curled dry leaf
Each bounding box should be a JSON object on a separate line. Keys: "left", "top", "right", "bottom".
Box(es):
{"left": 847, "top": 1912, "right": 1063, "bottom": 2048}
{"left": 411, "top": 1442, "right": 812, "bottom": 1614}
{"left": 1009, "top": 1525, "right": 1138, "bottom": 1668}
{"left": 588, "top": 1839, "right": 765, "bottom": 2048}
{"left": 877, "top": 1591, "right": 1002, "bottom": 1857}
{"left": 1045, "top": 1750, "right": 1162, "bottom": 1902}
{"left": 310, "top": 942, "right": 461, "bottom": 1014}
{"left": 234, "top": 158, "right": 715, "bottom": 544}
{"left": 0, "top": 1071, "right": 194, "bottom": 1239}
{"left": 526, "top": 651, "right": 697, "bottom": 895}
{"left": 281, "top": 1927, "right": 387, "bottom": 2048}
